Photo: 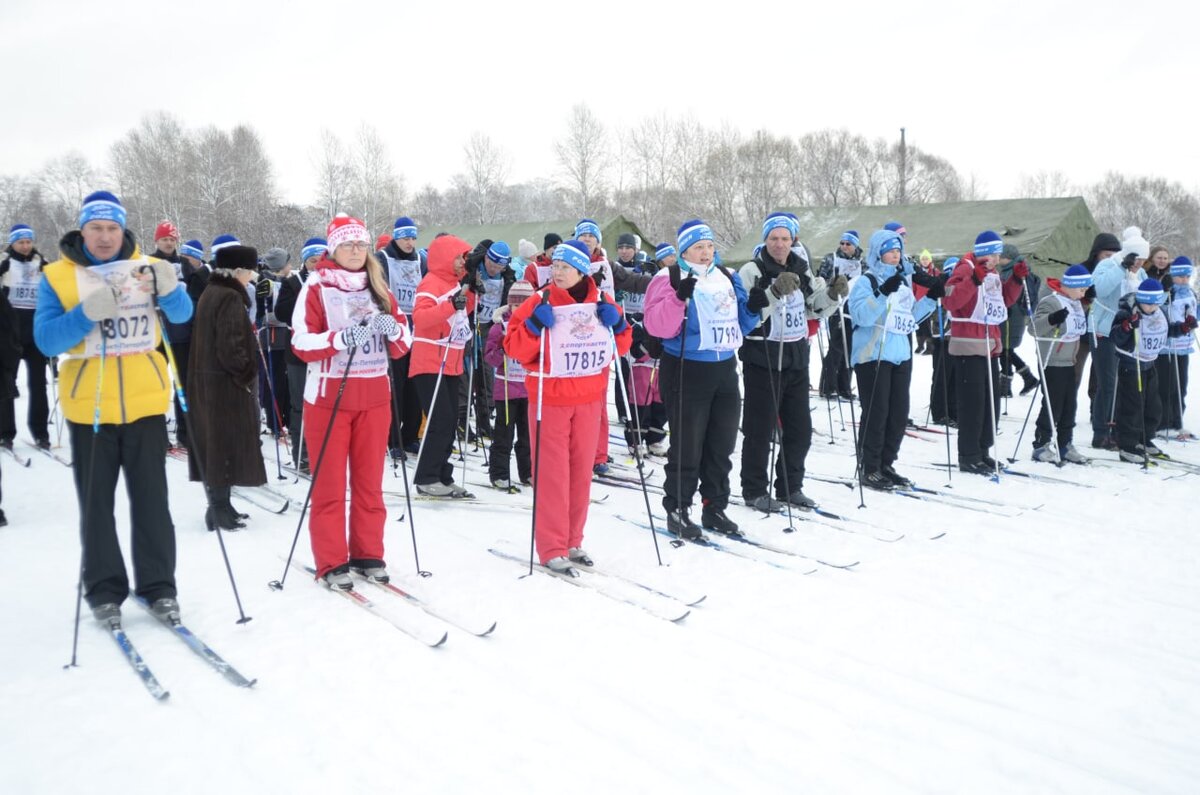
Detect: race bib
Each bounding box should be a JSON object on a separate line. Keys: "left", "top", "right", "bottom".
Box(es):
{"left": 621, "top": 291, "right": 646, "bottom": 316}
{"left": 883, "top": 286, "right": 917, "bottom": 336}
{"left": 980, "top": 273, "right": 1007, "bottom": 325}
{"left": 447, "top": 311, "right": 472, "bottom": 350}
{"left": 536, "top": 265, "right": 552, "bottom": 287}
{"left": 767, "top": 291, "right": 806, "bottom": 342}
{"left": 693, "top": 276, "right": 742, "bottom": 352}
{"left": 500, "top": 356, "right": 527, "bottom": 382}
{"left": 323, "top": 287, "right": 388, "bottom": 378}
{"left": 479, "top": 277, "right": 504, "bottom": 316}
{"left": 1137, "top": 310, "right": 1168, "bottom": 362}
{"left": 76, "top": 259, "right": 158, "bottom": 358}
{"left": 9, "top": 259, "right": 41, "bottom": 309}
{"left": 834, "top": 256, "right": 862, "bottom": 280}
{"left": 387, "top": 258, "right": 421, "bottom": 314}
{"left": 548, "top": 302, "right": 613, "bottom": 377}
{"left": 1061, "top": 299, "right": 1088, "bottom": 343}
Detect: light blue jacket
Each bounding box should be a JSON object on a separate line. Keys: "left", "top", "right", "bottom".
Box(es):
{"left": 1089, "top": 254, "right": 1146, "bottom": 337}
{"left": 847, "top": 230, "right": 935, "bottom": 365}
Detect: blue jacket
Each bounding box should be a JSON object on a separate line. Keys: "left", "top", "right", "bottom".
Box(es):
{"left": 1090, "top": 255, "right": 1145, "bottom": 337}
{"left": 847, "top": 230, "right": 935, "bottom": 366}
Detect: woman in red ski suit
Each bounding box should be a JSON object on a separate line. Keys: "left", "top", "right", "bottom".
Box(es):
{"left": 290, "top": 214, "right": 410, "bottom": 589}
{"left": 503, "top": 240, "right": 632, "bottom": 571}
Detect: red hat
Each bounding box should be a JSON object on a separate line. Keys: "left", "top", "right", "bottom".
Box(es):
{"left": 154, "top": 220, "right": 179, "bottom": 241}
{"left": 376, "top": 233, "right": 391, "bottom": 251}
{"left": 326, "top": 214, "right": 370, "bottom": 252}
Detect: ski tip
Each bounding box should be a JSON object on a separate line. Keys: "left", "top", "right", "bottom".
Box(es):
{"left": 431, "top": 632, "right": 449, "bottom": 648}
{"left": 478, "top": 622, "right": 498, "bottom": 636}
{"left": 686, "top": 595, "right": 707, "bottom": 606}
{"left": 670, "top": 609, "right": 691, "bottom": 623}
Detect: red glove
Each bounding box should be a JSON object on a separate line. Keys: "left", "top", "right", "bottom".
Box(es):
{"left": 973, "top": 262, "right": 990, "bottom": 282}
{"left": 1121, "top": 314, "right": 1141, "bottom": 332}
{"left": 1183, "top": 315, "right": 1198, "bottom": 332}
{"left": 1013, "top": 260, "right": 1030, "bottom": 279}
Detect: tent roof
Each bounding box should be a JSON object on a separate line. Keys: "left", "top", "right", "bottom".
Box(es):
{"left": 724, "top": 197, "right": 1100, "bottom": 275}
{"left": 412, "top": 215, "right": 654, "bottom": 254}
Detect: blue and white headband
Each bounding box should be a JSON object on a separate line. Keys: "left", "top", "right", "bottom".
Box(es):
{"left": 553, "top": 241, "right": 592, "bottom": 275}
{"left": 1061, "top": 265, "right": 1093, "bottom": 289}
{"left": 8, "top": 224, "right": 33, "bottom": 245}
{"left": 180, "top": 241, "right": 205, "bottom": 261}
{"left": 393, "top": 216, "right": 418, "bottom": 239}
{"left": 762, "top": 214, "right": 799, "bottom": 241}
{"left": 79, "top": 195, "right": 126, "bottom": 229}
{"left": 301, "top": 238, "right": 328, "bottom": 262}
{"left": 574, "top": 219, "right": 602, "bottom": 242}
{"left": 677, "top": 222, "right": 715, "bottom": 256}
{"left": 211, "top": 234, "right": 240, "bottom": 253}
{"left": 840, "top": 230, "right": 860, "bottom": 248}
{"left": 973, "top": 230, "right": 1004, "bottom": 258}
{"left": 1136, "top": 279, "right": 1165, "bottom": 305}
{"left": 655, "top": 243, "right": 676, "bottom": 261}
{"left": 1170, "top": 256, "right": 1194, "bottom": 278}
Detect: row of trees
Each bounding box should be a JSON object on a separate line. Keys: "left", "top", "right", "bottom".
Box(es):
{"left": 1, "top": 107, "right": 1197, "bottom": 260}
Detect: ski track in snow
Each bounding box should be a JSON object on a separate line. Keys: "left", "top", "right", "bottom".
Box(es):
{"left": 3, "top": 340, "right": 1199, "bottom": 794}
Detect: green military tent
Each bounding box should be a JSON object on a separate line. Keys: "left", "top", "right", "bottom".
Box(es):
{"left": 724, "top": 197, "right": 1101, "bottom": 277}
{"left": 412, "top": 215, "right": 654, "bottom": 257}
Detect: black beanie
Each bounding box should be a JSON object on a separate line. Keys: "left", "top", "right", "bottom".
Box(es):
{"left": 617, "top": 233, "right": 637, "bottom": 248}
{"left": 544, "top": 232, "right": 563, "bottom": 250}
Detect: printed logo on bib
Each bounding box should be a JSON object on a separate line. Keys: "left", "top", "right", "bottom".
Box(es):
{"left": 1169, "top": 296, "right": 1197, "bottom": 353}
{"left": 693, "top": 277, "right": 742, "bottom": 352}
{"left": 548, "top": 303, "right": 613, "bottom": 377}
{"left": 1137, "top": 309, "right": 1168, "bottom": 362}
{"left": 883, "top": 286, "right": 917, "bottom": 336}
{"left": 76, "top": 260, "right": 158, "bottom": 357}
{"left": 447, "top": 311, "right": 472, "bottom": 350}
{"left": 9, "top": 259, "right": 41, "bottom": 309}
{"left": 767, "top": 291, "right": 806, "bottom": 342}
{"left": 323, "top": 288, "right": 388, "bottom": 378}
{"left": 1060, "top": 299, "right": 1088, "bottom": 343}
{"left": 979, "top": 273, "right": 1006, "bottom": 325}
{"left": 479, "top": 277, "right": 504, "bottom": 316}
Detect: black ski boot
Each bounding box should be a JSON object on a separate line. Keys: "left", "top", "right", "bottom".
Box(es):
{"left": 1017, "top": 366, "right": 1040, "bottom": 396}
{"left": 667, "top": 507, "right": 703, "bottom": 540}
{"left": 860, "top": 470, "right": 896, "bottom": 491}
{"left": 880, "top": 464, "right": 914, "bottom": 489}
{"left": 701, "top": 505, "right": 741, "bottom": 536}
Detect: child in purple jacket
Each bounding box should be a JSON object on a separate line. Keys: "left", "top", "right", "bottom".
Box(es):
{"left": 484, "top": 281, "right": 534, "bottom": 488}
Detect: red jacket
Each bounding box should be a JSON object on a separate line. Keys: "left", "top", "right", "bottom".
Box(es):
{"left": 410, "top": 235, "right": 476, "bottom": 377}
{"left": 503, "top": 280, "right": 633, "bottom": 407}
{"left": 290, "top": 256, "right": 409, "bottom": 410}
{"left": 524, "top": 255, "right": 553, "bottom": 289}
{"left": 943, "top": 253, "right": 1023, "bottom": 355}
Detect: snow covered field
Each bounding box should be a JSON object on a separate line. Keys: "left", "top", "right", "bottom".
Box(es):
{"left": 3, "top": 344, "right": 1198, "bottom": 794}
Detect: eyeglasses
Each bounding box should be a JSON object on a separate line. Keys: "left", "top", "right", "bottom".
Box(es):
{"left": 339, "top": 241, "right": 370, "bottom": 251}
{"left": 840, "top": 241, "right": 855, "bottom": 246}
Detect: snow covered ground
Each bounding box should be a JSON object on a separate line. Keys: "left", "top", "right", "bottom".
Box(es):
{"left": 3, "top": 342, "right": 1199, "bottom": 794}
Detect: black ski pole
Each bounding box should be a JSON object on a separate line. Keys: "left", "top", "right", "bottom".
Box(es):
{"left": 253, "top": 330, "right": 289, "bottom": 478}
{"left": 269, "top": 340, "right": 359, "bottom": 591}
{"left": 386, "top": 356, "right": 430, "bottom": 577}
{"left": 525, "top": 331, "right": 547, "bottom": 576}
{"left": 610, "top": 326, "right": 663, "bottom": 564}
{"left": 759, "top": 302, "right": 795, "bottom": 534}
{"left": 934, "top": 301, "right": 953, "bottom": 486}
{"left": 840, "top": 300, "right": 866, "bottom": 509}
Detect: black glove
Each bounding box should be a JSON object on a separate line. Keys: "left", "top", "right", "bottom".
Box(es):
{"left": 675, "top": 276, "right": 697, "bottom": 302}
{"left": 878, "top": 272, "right": 904, "bottom": 296}
{"left": 910, "top": 268, "right": 939, "bottom": 289}
{"left": 1084, "top": 285, "right": 1096, "bottom": 301}
{"left": 256, "top": 276, "right": 272, "bottom": 298}
{"left": 924, "top": 279, "right": 946, "bottom": 301}
{"left": 592, "top": 271, "right": 605, "bottom": 289}
{"left": 1047, "top": 307, "right": 1069, "bottom": 327}
{"left": 452, "top": 291, "right": 467, "bottom": 311}
{"left": 747, "top": 285, "right": 769, "bottom": 313}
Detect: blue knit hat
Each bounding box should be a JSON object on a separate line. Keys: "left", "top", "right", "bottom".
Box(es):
{"left": 762, "top": 212, "right": 799, "bottom": 241}
{"left": 944, "top": 256, "right": 960, "bottom": 270}
{"left": 79, "top": 191, "right": 126, "bottom": 229}
{"left": 301, "top": 237, "right": 328, "bottom": 262}
{"left": 393, "top": 216, "right": 417, "bottom": 239}
{"left": 211, "top": 234, "right": 240, "bottom": 254}
{"left": 752, "top": 243, "right": 764, "bottom": 260}
{"left": 884, "top": 221, "right": 907, "bottom": 236}
{"left": 974, "top": 230, "right": 1004, "bottom": 258}
{"left": 574, "top": 219, "right": 602, "bottom": 242}
{"left": 655, "top": 243, "right": 676, "bottom": 261}
{"left": 180, "top": 239, "right": 204, "bottom": 261}
{"left": 486, "top": 240, "right": 512, "bottom": 265}
{"left": 553, "top": 240, "right": 592, "bottom": 275}
{"left": 878, "top": 232, "right": 903, "bottom": 256}
{"left": 1136, "top": 278, "right": 1165, "bottom": 305}
{"left": 7, "top": 224, "right": 33, "bottom": 245}
{"left": 677, "top": 219, "right": 715, "bottom": 257}
{"left": 1170, "top": 256, "right": 1194, "bottom": 278}
{"left": 1061, "top": 264, "right": 1093, "bottom": 289}
{"left": 840, "top": 230, "right": 859, "bottom": 247}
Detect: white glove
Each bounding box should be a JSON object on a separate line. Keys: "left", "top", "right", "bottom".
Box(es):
{"left": 81, "top": 286, "right": 120, "bottom": 322}
{"left": 143, "top": 259, "right": 179, "bottom": 296}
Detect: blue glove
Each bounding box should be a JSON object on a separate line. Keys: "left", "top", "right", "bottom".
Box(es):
{"left": 525, "top": 299, "right": 556, "bottom": 335}
{"left": 338, "top": 324, "right": 371, "bottom": 350}
{"left": 595, "top": 298, "right": 627, "bottom": 333}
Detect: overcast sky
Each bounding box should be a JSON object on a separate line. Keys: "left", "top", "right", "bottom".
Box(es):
{"left": 6, "top": 0, "right": 1198, "bottom": 209}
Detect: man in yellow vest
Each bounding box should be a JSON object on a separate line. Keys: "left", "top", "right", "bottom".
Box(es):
{"left": 34, "top": 191, "right": 193, "bottom": 625}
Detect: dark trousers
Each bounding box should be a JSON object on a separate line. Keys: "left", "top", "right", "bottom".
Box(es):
{"left": 0, "top": 345, "right": 49, "bottom": 442}
{"left": 259, "top": 346, "right": 289, "bottom": 435}
{"left": 1073, "top": 332, "right": 1092, "bottom": 391}
{"left": 1116, "top": 363, "right": 1161, "bottom": 451}
{"left": 615, "top": 357, "right": 632, "bottom": 423}
{"left": 286, "top": 361, "right": 308, "bottom": 466}
{"left": 415, "top": 372, "right": 460, "bottom": 485}
{"left": 489, "top": 395, "right": 530, "bottom": 483}
{"left": 954, "top": 355, "right": 1001, "bottom": 464}
{"left": 168, "top": 341, "right": 190, "bottom": 447}
{"left": 1157, "top": 353, "right": 1189, "bottom": 431}
{"left": 819, "top": 313, "right": 852, "bottom": 397}
{"left": 659, "top": 355, "right": 740, "bottom": 513}
{"left": 740, "top": 361, "right": 811, "bottom": 499}
{"left": 929, "top": 338, "right": 957, "bottom": 423}
{"left": 457, "top": 336, "right": 492, "bottom": 434}
{"left": 625, "top": 400, "right": 668, "bottom": 447}
{"left": 1001, "top": 347, "right": 1029, "bottom": 377}
{"left": 387, "top": 353, "right": 422, "bottom": 450}
{"left": 70, "top": 416, "right": 176, "bottom": 608}
{"left": 854, "top": 358, "right": 912, "bottom": 473}
{"left": 1034, "top": 366, "right": 1077, "bottom": 449}
{"left": 1090, "top": 335, "right": 1118, "bottom": 438}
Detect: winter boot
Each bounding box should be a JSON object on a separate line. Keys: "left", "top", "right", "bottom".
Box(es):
{"left": 748, "top": 494, "right": 785, "bottom": 513}
{"left": 667, "top": 507, "right": 703, "bottom": 540}
{"left": 1018, "top": 366, "right": 1040, "bottom": 396}
{"left": 780, "top": 489, "right": 818, "bottom": 509}
{"left": 701, "top": 505, "right": 741, "bottom": 536}
{"left": 880, "top": 465, "right": 914, "bottom": 489}
{"left": 592, "top": 462, "right": 611, "bottom": 476}
{"left": 323, "top": 565, "right": 354, "bottom": 591}
{"left": 1119, "top": 447, "right": 1147, "bottom": 464}
{"left": 568, "top": 547, "right": 594, "bottom": 567}
{"left": 350, "top": 560, "right": 389, "bottom": 583}
{"left": 860, "top": 470, "right": 896, "bottom": 491}
{"left": 544, "top": 556, "right": 579, "bottom": 576}
{"left": 1031, "top": 445, "right": 1061, "bottom": 464}
{"left": 149, "top": 597, "right": 181, "bottom": 624}
{"left": 92, "top": 602, "right": 121, "bottom": 624}
{"left": 959, "top": 460, "right": 994, "bottom": 476}
{"left": 1060, "top": 444, "right": 1090, "bottom": 465}
{"left": 997, "top": 373, "right": 1013, "bottom": 399}
{"left": 206, "top": 487, "right": 245, "bottom": 531}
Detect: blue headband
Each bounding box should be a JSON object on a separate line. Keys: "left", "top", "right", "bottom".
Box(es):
{"left": 974, "top": 230, "right": 1004, "bottom": 258}
{"left": 1136, "top": 278, "right": 1165, "bottom": 305}
{"left": 840, "top": 230, "right": 859, "bottom": 247}
{"left": 180, "top": 240, "right": 204, "bottom": 261}
{"left": 8, "top": 224, "right": 33, "bottom": 245}
{"left": 879, "top": 234, "right": 903, "bottom": 256}
{"left": 574, "top": 219, "right": 602, "bottom": 242}
{"left": 553, "top": 240, "right": 592, "bottom": 274}
{"left": 677, "top": 221, "right": 715, "bottom": 257}
{"left": 211, "top": 234, "right": 240, "bottom": 254}
{"left": 301, "top": 238, "right": 328, "bottom": 262}
{"left": 655, "top": 243, "right": 676, "bottom": 261}
{"left": 1170, "top": 256, "right": 1194, "bottom": 278}
{"left": 1061, "top": 265, "right": 1093, "bottom": 289}
{"left": 393, "top": 216, "right": 418, "bottom": 239}
{"left": 762, "top": 213, "right": 799, "bottom": 241}
{"left": 79, "top": 192, "right": 126, "bottom": 229}
{"left": 487, "top": 241, "right": 512, "bottom": 265}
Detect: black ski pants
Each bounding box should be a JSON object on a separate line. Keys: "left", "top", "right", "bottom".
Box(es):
{"left": 954, "top": 355, "right": 1001, "bottom": 465}
{"left": 1116, "top": 363, "right": 1161, "bottom": 452}
{"left": 819, "top": 312, "right": 852, "bottom": 397}
{"left": 287, "top": 361, "right": 308, "bottom": 467}
{"left": 854, "top": 358, "right": 912, "bottom": 473}
{"left": 740, "top": 359, "right": 811, "bottom": 500}
{"left": 0, "top": 343, "right": 49, "bottom": 443}
{"left": 1157, "top": 353, "right": 1189, "bottom": 431}
{"left": 415, "top": 372, "right": 460, "bottom": 486}
{"left": 387, "top": 352, "right": 422, "bottom": 450}
{"left": 489, "top": 396, "right": 530, "bottom": 484}
{"left": 659, "top": 355, "right": 739, "bottom": 513}
{"left": 928, "top": 338, "right": 957, "bottom": 423}
{"left": 1034, "top": 365, "right": 1077, "bottom": 450}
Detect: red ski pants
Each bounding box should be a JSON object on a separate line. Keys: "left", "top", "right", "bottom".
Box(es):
{"left": 304, "top": 401, "right": 391, "bottom": 577}
{"left": 531, "top": 398, "right": 603, "bottom": 564}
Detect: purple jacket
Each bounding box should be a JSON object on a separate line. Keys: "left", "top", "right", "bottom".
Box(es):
{"left": 485, "top": 313, "right": 529, "bottom": 401}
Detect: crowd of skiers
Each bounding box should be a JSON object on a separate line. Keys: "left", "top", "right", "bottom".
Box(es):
{"left": 2, "top": 189, "right": 1195, "bottom": 617}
